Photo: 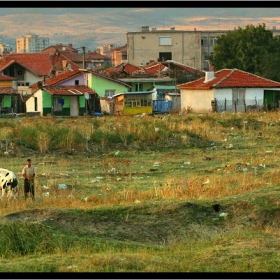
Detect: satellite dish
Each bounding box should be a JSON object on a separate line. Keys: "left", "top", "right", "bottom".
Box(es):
{"left": 84, "top": 92, "right": 89, "bottom": 100}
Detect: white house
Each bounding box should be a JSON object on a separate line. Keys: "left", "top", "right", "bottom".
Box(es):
{"left": 177, "top": 69, "right": 280, "bottom": 113}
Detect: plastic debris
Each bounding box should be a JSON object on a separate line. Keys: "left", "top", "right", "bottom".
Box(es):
{"left": 184, "top": 162, "right": 191, "bottom": 165}
{"left": 202, "top": 179, "right": 210, "bottom": 186}
{"left": 59, "top": 184, "right": 67, "bottom": 189}
{"left": 219, "top": 212, "right": 228, "bottom": 217}
{"left": 115, "top": 151, "right": 120, "bottom": 156}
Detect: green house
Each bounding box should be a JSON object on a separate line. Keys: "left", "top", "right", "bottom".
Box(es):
{"left": 87, "top": 71, "right": 131, "bottom": 97}
{"left": 26, "top": 85, "right": 98, "bottom": 117}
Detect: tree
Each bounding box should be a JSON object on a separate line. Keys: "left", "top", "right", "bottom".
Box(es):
{"left": 209, "top": 23, "right": 280, "bottom": 81}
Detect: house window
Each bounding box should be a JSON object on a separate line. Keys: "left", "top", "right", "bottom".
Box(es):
{"left": 135, "top": 84, "right": 143, "bottom": 91}
{"left": 210, "top": 37, "right": 218, "bottom": 46}
{"left": 105, "top": 89, "right": 116, "bottom": 97}
{"left": 75, "top": 80, "right": 79, "bottom": 85}
{"left": 53, "top": 97, "right": 63, "bottom": 111}
{"left": 232, "top": 89, "right": 245, "bottom": 105}
{"left": 34, "top": 97, "right": 37, "bottom": 111}
{"left": 201, "top": 37, "right": 208, "bottom": 46}
{"left": 159, "top": 52, "right": 172, "bottom": 61}
{"left": 159, "top": 36, "right": 172, "bottom": 46}
{"left": 125, "top": 94, "right": 152, "bottom": 107}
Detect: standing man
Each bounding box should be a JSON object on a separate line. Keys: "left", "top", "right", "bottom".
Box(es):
{"left": 22, "top": 159, "right": 35, "bottom": 201}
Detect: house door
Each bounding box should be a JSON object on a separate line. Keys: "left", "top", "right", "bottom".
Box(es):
{"left": 70, "top": 96, "right": 79, "bottom": 116}
{"left": 264, "top": 90, "right": 280, "bottom": 110}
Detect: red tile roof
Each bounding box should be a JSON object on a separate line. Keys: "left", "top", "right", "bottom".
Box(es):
{"left": 30, "top": 70, "right": 82, "bottom": 88}
{"left": 0, "top": 87, "right": 18, "bottom": 94}
{"left": 177, "top": 69, "right": 280, "bottom": 89}
{"left": 0, "top": 53, "right": 54, "bottom": 76}
{"left": 42, "top": 44, "right": 79, "bottom": 54}
{"left": 143, "top": 63, "right": 166, "bottom": 75}
{"left": 85, "top": 51, "right": 108, "bottom": 60}
{"left": 44, "top": 85, "right": 96, "bottom": 96}
{"left": 0, "top": 60, "right": 15, "bottom": 72}
{"left": 0, "top": 74, "right": 17, "bottom": 81}
{"left": 50, "top": 54, "right": 81, "bottom": 72}
{"left": 59, "top": 51, "right": 83, "bottom": 63}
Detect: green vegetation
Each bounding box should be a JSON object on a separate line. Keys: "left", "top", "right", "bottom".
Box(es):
{"left": 0, "top": 112, "right": 280, "bottom": 272}
{"left": 209, "top": 23, "right": 280, "bottom": 81}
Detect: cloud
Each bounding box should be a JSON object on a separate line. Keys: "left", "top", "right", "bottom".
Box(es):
{"left": 126, "top": 8, "right": 153, "bottom": 14}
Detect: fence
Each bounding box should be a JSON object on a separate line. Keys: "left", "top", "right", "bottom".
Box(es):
{"left": 214, "top": 98, "right": 263, "bottom": 112}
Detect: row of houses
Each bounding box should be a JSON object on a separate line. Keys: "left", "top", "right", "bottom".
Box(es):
{"left": 1, "top": 46, "right": 280, "bottom": 116}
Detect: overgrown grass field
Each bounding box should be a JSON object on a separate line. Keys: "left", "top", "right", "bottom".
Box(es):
{"left": 0, "top": 112, "right": 280, "bottom": 272}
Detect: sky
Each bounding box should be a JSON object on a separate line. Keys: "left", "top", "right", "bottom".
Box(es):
{"left": 1, "top": 7, "right": 280, "bottom": 49}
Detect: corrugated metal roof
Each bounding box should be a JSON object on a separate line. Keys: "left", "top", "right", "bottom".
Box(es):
{"left": 112, "top": 89, "right": 156, "bottom": 98}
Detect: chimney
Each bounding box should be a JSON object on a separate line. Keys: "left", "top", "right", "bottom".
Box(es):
{"left": 204, "top": 71, "right": 215, "bottom": 83}
{"left": 141, "top": 26, "right": 150, "bottom": 32}
{"left": 69, "top": 43, "right": 73, "bottom": 48}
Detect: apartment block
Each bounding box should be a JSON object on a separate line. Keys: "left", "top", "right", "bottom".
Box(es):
{"left": 127, "top": 26, "right": 280, "bottom": 71}
{"left": 16, "top": 34, "right": 50, "bottom": 53}
{"left": 0, "top": 35, "right": 13, "bottom": 56}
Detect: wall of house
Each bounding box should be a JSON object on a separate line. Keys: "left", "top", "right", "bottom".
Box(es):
{"left": 1, "top": 95, "right": 11, "bottom": 108}
{"left": 180, "top": 89, "right": 214, "bottom": 113}
{"left": 182, "top": 87, "right": 274, "bottom": 113}
{"left": 88, "top": 73, "right": 128, "bottom": 97}
{"left": 0, "top": 80, "right": 13, "bottom": 87}
{"left": 58, "top": 75, "right": 85, "bottom": 86}
{"left": 25, "top": 71, "right": 43, "bottom": 86}
{"left": 26, "top": 89, "right": 44, "bottom": 116}
{"left": 127, "top": 30, "right": 201, "bottom": 68}
{"left": 214, "top": 88, "right": 265, "bottom": 112}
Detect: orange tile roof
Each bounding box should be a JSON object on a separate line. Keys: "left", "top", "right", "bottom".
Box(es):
{"left": 177, "top": 69, "right": 280, "bottom": 89}
{"left": 59, "top": 51, "right": 83, "bottom": 63}
{"left": 143, "top": 63, "right": 166, "bottom": 75}
{"left": 0, "top": 87, "right": 18, "bottom": 94}
{"left": 42, "top": 44, "right": 79, "bottom": 54}
{"left": 0, "top": 53, "right": 54, "bottom": 76}
{"left": 0, "top": 74, "right": 17, "bottom": 81}
{"left": 0, "top": 60, "right": 15, "bottom": 71}
{"left": 45, "top": 85, "right": 96, "bottom": 96}
{"left": 106, "top": 63, "right": 142, "bottom": 74}
{"left": 30, "top": 70, "right": 82, "bottom": 88}
{"left": 85, "top": 51, "right": 108, "bottom": 60}
{"left": 50, "top": 54, "right": 81, "bottom": 71}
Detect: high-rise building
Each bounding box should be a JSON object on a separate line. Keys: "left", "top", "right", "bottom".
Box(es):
{"left": 16, "top": 34, "right": 50, "bottom": 53}
{"left": 0, "top": 35, "right": 13, "bottom": 56}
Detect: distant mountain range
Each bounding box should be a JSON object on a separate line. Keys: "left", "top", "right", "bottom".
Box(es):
{"left": 1, "top": 7, "right": 280, "bottom": 52}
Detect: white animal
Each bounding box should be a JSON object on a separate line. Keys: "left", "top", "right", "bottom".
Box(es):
{"left": 0, "top": 168, "right": 18, "bottom": 201}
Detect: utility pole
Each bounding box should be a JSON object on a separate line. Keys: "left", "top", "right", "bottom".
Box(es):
{"left": 82, "top": 46, "right": 86, "bottom": 69}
